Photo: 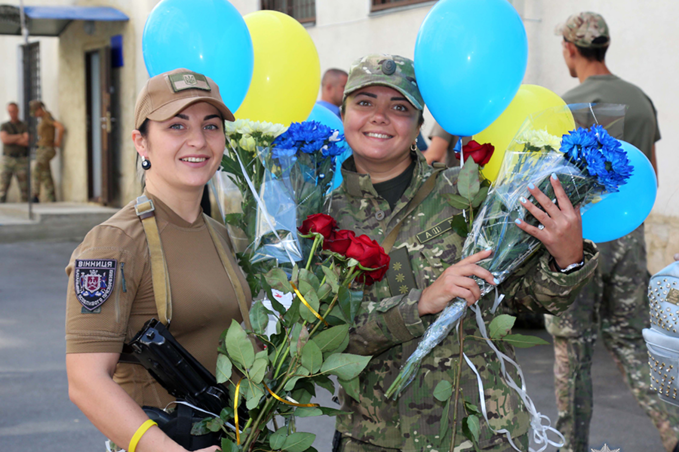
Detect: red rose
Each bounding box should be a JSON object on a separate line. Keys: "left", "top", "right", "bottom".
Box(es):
{"left": 344, "top": 234, "right": 390, "bottom": 285}
{"left": 298, "top": 213, "right": 337, "bottom": 239}
{"left": 455, "top": 140, "right": 494, "bottom": 166}
{"left": 323, "top": 229, "right": 356, "bottom": 255}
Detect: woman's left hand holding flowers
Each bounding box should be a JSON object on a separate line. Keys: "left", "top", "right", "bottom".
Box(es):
{"left": 515, "top": 173, "right": 584, "bottom": 269}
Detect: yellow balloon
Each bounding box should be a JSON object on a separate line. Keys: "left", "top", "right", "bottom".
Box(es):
{"left": 475, "top": 84, "right": 576, "bottom": 182}
{"left": 235, "top": 11, "right": 320, "bottom": 126}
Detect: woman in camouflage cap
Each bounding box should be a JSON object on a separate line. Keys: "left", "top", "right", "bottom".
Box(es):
{"left": 327, "top": 54, "right": 598, "bottom": 452}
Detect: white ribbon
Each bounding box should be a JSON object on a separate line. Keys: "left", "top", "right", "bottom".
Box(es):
{"left": 229, "top": 143, "right": 297, "bottom": 264}
{"left": 464, "top": 304, "right": 565, "bottom": 452}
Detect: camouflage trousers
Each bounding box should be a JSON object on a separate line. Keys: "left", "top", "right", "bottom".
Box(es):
{"left": 0, "top": 155, "right": 29, "bottom": 202}
{"left": 336, "top": 434, "right": 529, "bottom": 452}
{"left": 545, "top": 225, "right": 679, "bottom": 452}
{"left": 33, "top": 146, "right": 56, "bottom": 202}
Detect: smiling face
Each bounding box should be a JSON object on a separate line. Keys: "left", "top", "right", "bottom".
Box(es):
{"left": 133, "top": 102, "right": 225, "bottom": 194}
{"left": 342, "top": 85, "right": 421, "bottom": 169}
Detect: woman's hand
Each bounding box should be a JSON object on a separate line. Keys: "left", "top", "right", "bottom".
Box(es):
{"left": 419, "top": 249, "right": 497, "bottom": 315}
{"left": 514, "top": 174, "right": 584, "bottom": 269}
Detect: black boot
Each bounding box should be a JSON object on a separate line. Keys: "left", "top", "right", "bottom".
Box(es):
{"left": 31, "top": 196, "right": 39, "bottom": 203}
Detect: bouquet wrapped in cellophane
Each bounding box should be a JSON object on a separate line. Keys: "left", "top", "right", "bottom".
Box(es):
{"left": 213, "top": 120, "right": 345, "bottom": 295}
{"left": 386, "top": 105, "right": 632, "bottom": 449}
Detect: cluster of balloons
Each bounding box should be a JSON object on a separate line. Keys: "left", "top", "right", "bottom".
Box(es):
{"left": 143, "top": 0, "right": 320, "bottom": 126}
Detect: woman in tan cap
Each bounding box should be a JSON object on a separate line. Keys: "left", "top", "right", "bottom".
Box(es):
{"left": 64, "top": 69, "right": 250, "bottom": 452}
{"left": 327, "top": 54, "right": 597, "bottom": 452}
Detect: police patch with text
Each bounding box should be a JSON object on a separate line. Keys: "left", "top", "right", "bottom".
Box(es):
{"left": 74, "top": 259, "right": 117, "bottom": 311}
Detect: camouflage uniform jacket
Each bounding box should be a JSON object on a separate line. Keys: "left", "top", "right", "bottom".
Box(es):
{"left": 327, "top": 151, "right": 599, "bottom": 451}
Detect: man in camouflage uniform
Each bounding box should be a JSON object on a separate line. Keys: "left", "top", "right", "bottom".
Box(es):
{"left": 30, "top": 100, "right": 64, "bottom": 202}
{"left": 0, "top": 102, "right": 29, "bottom": 202}
{"left": 546, "top": 12, "right": 679, "bottom": 452}
{"left": 329, "top": 54, "right": 599, "bottom": 452}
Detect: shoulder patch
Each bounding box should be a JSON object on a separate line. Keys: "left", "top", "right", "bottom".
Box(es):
{"left": 74, "top": 259, "right": 117, "bottom": 311}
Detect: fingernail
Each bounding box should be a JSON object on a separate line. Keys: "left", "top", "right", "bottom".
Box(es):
{"left": 551, "top": 173, "right": 557, "bottom": 180}
{"left": 485, "top": 247, "right": 492, "bottom": 252}
{"left": 515, "top": 219, "right": 522, "bottom": 225}
{"left": 528, "top": 183, "right": 535, "bottom": 189}
{"left": 493, "top": 278, "right": 500, "bottom": 285}
{"left": 519, "top": 196, "right": 527, "bottom": 203}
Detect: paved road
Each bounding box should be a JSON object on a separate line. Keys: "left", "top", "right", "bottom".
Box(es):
{"left": 0, "top": 240, "right": 668, "bottom": 452}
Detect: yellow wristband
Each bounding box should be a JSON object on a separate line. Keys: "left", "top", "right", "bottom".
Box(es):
{"left": 128, "top": 419, "right": 157, "bottom": 452}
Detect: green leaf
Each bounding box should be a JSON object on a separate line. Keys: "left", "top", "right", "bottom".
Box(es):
{"left": 451, "top": 214, "right": 469, "bottom": 238}
{"left": 442, "top": 193, "right": 471, "bottom": 210}
{"left": 249, "top": 301, "right": 271, "bottom": 334}
{"left": 291, "top": 385, "right": 314, "bottom": 405}
{"left": 317, "top": 283, "right": 332, "bottom": 301}
{"left": 337, "top": 286, "right": 355, "bottom": 323}
{"left": 249, "top": 357, "right": 268, "bottom": 384}
{"left": 270, "top": 427, "right": 288, "bottom": 450}
{"left": 338, "top": 377, "right": 360, "bottom": 402}
{"left": 438, "top": 398, "right": 451, "bottom": 443}
{"left": 216, "top": 354, "right": 232, "bottom": 384}
{"left": 290, "top": 324, "right": 309, "bottom": 357}
{"left": 311, "top": 374, "right": 335, "bottom": 395}
{"left": 321, "top": 353, "right": 371, "bottom": 380}
{"left": 295, "top": 407, "right": 323, "bottom": 417}
{"left": 191, "top": 418, "right": 210, "bottom": 436}
{"left": 262, "top": 278, "right": 286, "bottom": 315}
{"left": 321, "top": 266, "right": 340, "bottom": 292}
{"left": 282, "top": 432, "right": 316, "bottom": 452}
{"left": 244, "top": 380, "right": 265, "bottom": 410}
{"left": 433, "top": 380, "right": 453, "bottom": 402}
{"left": 284, "top": 366, "right": 310, "bottom": 391}
{"left": 225, "top": 320, "right": 255, "bottom": 368}
{"left": 333, "top": 333, "right": 350, "bottom": 355}
{"left": 266, "top": 267, "right": 293, "bottom": 293}
{"left": 298, "top": 286, "right": 321, "bottom": 324}
{"left": 462, "top": 414, "right": 481, "bottom": 444}
{"left": 488, "top": 314, "right": 516, "bottom": 340}
{"left": 220, "top": 406, "right": 235, "bottom": 422}
{"left": 206, "top": 417, "right": 224, "bottom": 433}
{"left": 301, "top": 340, "right": 323, "bottom": 373}
{"left": 464, "top": 401, "right": 481, "bottom": 416}
{"left": 471, "top": 185, "right": 489, "bottom": 208}
{"left": 319, "top": 406, "right": 352, "bottom": 416}
{"left": 458, "top": 157, "right": 480, "bottom": 201}
{"left": 299, "top": 268, "right": 321, "bottom": 291}
{"left": 311, "top": 325, "right": 349, "bottom": 355}
{"left": 221, "top": 437, "right": 240, "bottom": 452}
{"left": 502, "top": 333, "right": 550, "bottom": 348}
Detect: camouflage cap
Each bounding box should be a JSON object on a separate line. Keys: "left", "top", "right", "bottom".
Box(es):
{"left": 556, "top": 12, "right": 610, "bottom": 48}
{"left": 134, "top": 68, "right": 234, "bottom": 129}
{"left": 343, "top": 54, "right": 424, "bottom": 110}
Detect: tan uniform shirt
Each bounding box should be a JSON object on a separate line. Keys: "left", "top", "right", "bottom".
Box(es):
{"left": 65, "top": 192, "right": 250, "bottom": 408}
{"left": 37, "top": 111, "right": 55, "bottom": 147}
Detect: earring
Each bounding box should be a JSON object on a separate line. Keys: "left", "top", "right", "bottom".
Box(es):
{"left": 410, "top": 143, "right": 418, "bottom": 152}
{"left": 141, "top": 157, "right": 151, "bottom": 170}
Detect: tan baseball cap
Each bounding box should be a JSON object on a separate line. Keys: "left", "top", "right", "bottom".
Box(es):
{"left": 556, "top": 12, "right": 610, "bottom": 48}
{"left": 134, "top": 68, "right": 234, "bottom": 129}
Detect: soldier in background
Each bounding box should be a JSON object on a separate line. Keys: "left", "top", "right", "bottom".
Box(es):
{"left": 546, "top": 12, "right": 679, "bottom": 452}
{"left": 317, "top": 68, "right": 348, "bottom": 118}
{"left": 29, "top": 100, "right": 65, "bottom": 203}
{"left": 0, "top": 102, "right": 29, "bottom": 202}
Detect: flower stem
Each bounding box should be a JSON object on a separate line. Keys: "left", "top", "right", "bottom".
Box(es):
{"left": 449, "top": 317, "right": 465, "bottom": 452}
{"left": 306, "top": 235, "right": 321, "bottom": 272}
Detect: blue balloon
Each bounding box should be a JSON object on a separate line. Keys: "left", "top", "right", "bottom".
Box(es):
{"left": 307, "top": 104, "right": 343, "bottom": 132}
{"left": 143, "top": 0, "right": 253, "bottom": 113}
{"left": 414, "top": 0, "right": 528, "bottom": 137}
{"left": 581, "top": 141, "right": 657, "bottom": 243}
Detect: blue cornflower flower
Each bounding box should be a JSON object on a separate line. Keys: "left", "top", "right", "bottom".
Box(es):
{"left": 561, "top": 127, "right": 597, "bottom": 163}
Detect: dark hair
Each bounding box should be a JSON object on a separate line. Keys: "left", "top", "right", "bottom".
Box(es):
{"left": 137, "top": 118, "right": 150, "bottom": 137}
{"left": 322, "top": 68, "right": 348, "bottom": 87}
{"left": 566, "top": 37, "right": 609, "bottom": 62}
{"left": 7, "top": 102, "right": 18, "bottom": 108}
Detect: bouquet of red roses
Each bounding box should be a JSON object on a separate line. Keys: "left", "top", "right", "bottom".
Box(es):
{"left": 200, "top": 214, "right": 389, "bottom": 452}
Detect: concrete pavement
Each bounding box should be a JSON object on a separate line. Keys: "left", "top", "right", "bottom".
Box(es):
{"left": 0, "top": 240, "right": 669, "bottom": 452}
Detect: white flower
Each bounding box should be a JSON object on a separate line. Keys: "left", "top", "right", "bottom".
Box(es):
{"left": 239, "top": 135, "right": 257, "bottom": 152}
{"left": 517, "top": 129, "right": 561, "bottom": 150}
{"left": 328, "top": 130, "right": 341, "bottom": 142}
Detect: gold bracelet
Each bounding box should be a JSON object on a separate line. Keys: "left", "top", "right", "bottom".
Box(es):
{"left": 128, "top": 419, "right": 157, "bottom": 452}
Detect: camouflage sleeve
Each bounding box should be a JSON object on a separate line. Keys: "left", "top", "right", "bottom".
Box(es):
{"left": 499, "top": 240, "right": 599, "bottom": 315}
{"left": 345, "top": 289, "right": 427, "bottom": 356}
